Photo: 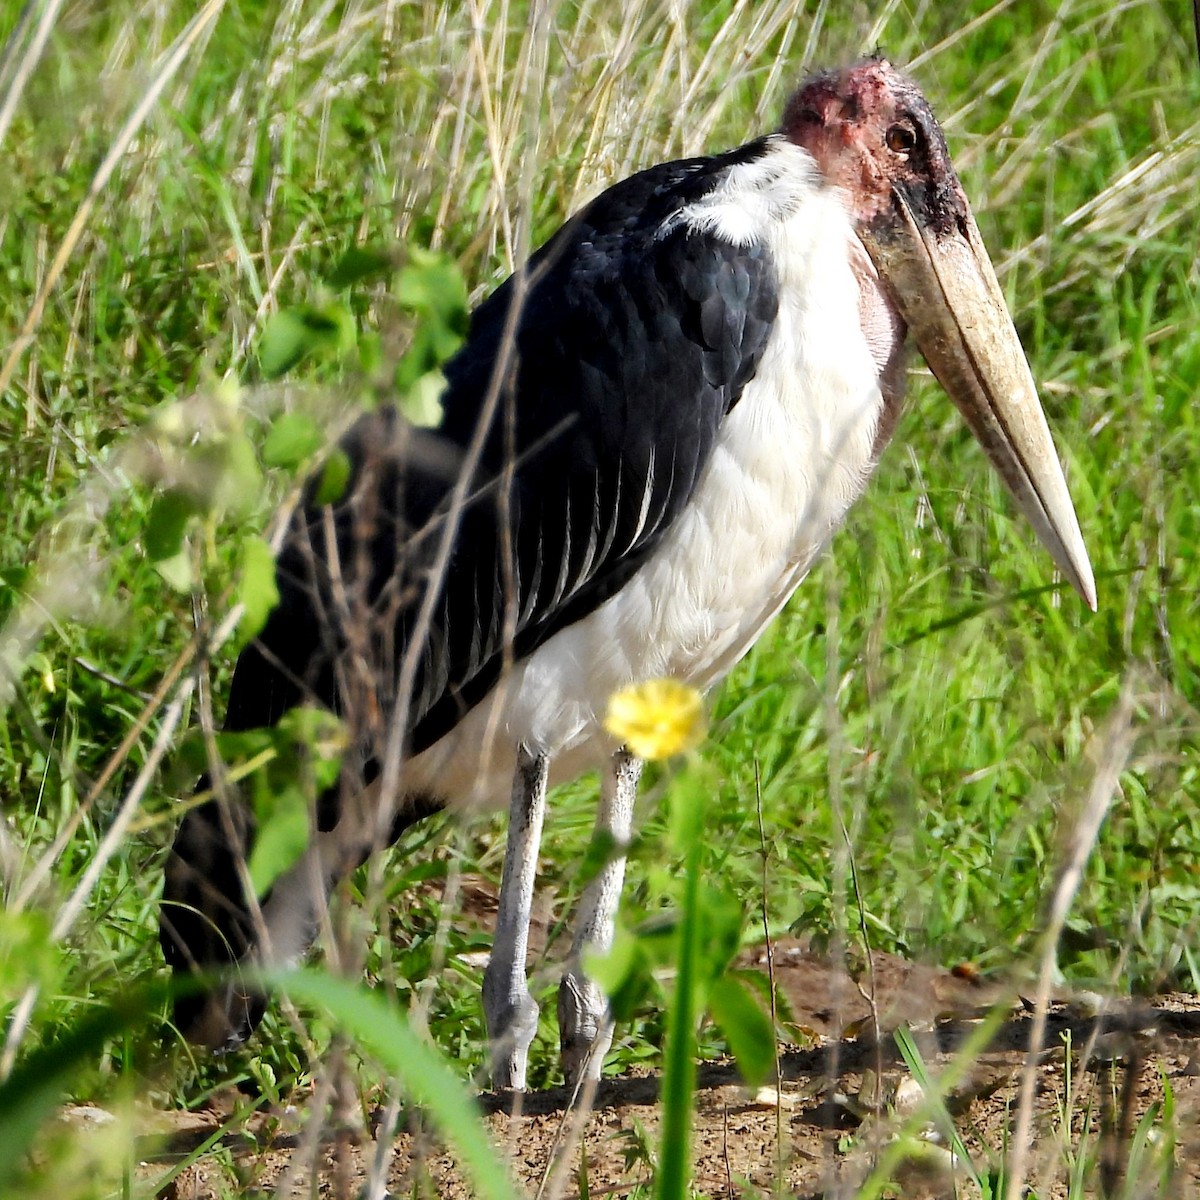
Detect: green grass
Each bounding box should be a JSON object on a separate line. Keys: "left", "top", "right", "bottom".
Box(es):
{"left": 2, "top": 0, "right": 1200, "bottom": 1195}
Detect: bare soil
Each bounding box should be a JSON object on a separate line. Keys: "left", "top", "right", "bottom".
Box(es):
{"left": 138, "top": 944, "right": 1200, "bottom": 1199}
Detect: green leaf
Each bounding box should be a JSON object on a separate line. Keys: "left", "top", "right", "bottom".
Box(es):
{"left": 707, "top": 975, "right": 774, "bottom": 1086}
{"left": 241, "top": 708, "right": 347, "bottom": 894}
{"left": 275, "top": 707, "right": 346, "bottom": 793}
{"left": 258, "top": 309, "right": 312, "bottom": 378}
{"left": 154, "top": 548, "right": 193, "bottom": 591}
{"left": 328, "top": 245, "right": 393, "bottom": 288}
{"left": 246, "top": 783, "right": 310, "bottom": 896}
{"left": 262, "top": 411, "right": 324, "bottom": 469}
{"left": 667, "top": 767, "right": 709, "bottom": 857}
{"left": 398, "top": 368, "right": 446, "bottom": 427}
{"left": 357, "top": 329, "right": 383, "bottom": 374}
{"left": 212, "top": 430, "right": 265, "bottom": 519}
{"left": 395, "top": 329, "right": 456, "bottom": 390}
{"left": 313, "top": 446, "right": 352, "bottom": 505}
{"left": 586, "top": 923, "right": 660, "bottom": 1025}
{"left": 239, "top": 536, "right": 279, "bottom": 638}
{"left": 695, "top": 884, "right": 744, "bottom": 983}
{"left": 395, "top": 249, "right": 469, "bottom": 327}
{"left": 144, "top": 488, "right": 197, "bottom": 561}
{"left": 583, "top": 923, "right": 640, "bottom": 996}
{"left": 259, "top": 305, "right": 356, "bottom": 378}
{"left": 172, "top": 724, "right": 274, "bottom": 791}
{"left": 625, "top": 913, "right": 679, "bottom": 968}
{"left": 392, "top": 251, "right": 468, "bottom": 411}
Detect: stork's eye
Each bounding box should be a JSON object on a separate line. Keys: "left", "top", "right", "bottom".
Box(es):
{"left": 886, "top": 122, "right": 917, "bottom": 154}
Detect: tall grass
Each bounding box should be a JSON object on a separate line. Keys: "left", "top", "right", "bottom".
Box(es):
{"left": 1, "top": 0, "right": 1198, "bottom": 1195}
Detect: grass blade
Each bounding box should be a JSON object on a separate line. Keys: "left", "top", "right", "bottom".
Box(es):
{"left": 261, "top": 967, "right": 518, "bottom": 1200}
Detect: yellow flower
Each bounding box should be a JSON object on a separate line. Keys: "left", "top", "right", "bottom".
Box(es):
{"left": 604, "top": 678, "right": 706, "bottom": 761}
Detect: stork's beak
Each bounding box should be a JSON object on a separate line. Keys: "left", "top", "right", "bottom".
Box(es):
{"left": 861, "top": 191, "right": 1097, "bottom": 611}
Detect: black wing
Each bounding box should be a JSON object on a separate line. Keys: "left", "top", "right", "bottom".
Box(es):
{"left": 225, "top": 139, "right": 780, "bottom": 766}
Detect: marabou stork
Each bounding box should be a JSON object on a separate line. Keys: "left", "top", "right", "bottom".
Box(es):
{"left": 160, "top": 58, "right": 1096, "bottom": 1091}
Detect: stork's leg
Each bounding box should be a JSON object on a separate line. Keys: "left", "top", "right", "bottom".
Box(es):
{"left": 558, "top": 749, "right": 642, "bottom": 1086}
{"left": 483, "top": 746, "right": 548, "bottom": 1091}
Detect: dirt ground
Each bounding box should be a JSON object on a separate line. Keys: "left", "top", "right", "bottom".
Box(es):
{"left": 132, "top": 942, "right": 1200, "bottom": 1199}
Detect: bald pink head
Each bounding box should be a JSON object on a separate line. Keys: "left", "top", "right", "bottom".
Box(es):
{"left": 781, "top": 58, "right": 968, "bottom": 238}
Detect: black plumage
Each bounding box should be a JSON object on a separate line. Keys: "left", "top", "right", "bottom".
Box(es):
{"left": 161, "top": 141, "right": 781, "bottom": 1016}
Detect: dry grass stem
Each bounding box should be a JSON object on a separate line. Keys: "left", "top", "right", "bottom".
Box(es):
{"left": 1004, "top": 679, "right": 1139, "bottom": 1200}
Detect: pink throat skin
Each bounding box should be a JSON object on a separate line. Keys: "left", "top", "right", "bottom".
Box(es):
{"left": 849, "top": 235, "right": 908, "bottom": 455}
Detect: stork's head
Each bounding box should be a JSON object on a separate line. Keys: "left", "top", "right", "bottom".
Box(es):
{"left": 783, "top": 59, "right": 1096, "bottom": 611}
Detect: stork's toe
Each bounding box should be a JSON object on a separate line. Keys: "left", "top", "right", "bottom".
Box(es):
{"left": 558, "top": 970, "right": 614, "bottom": 1087}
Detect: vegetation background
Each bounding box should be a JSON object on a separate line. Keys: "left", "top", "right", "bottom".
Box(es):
{"left": 1, "top": 0, "right": 1198, "bottom": 1195}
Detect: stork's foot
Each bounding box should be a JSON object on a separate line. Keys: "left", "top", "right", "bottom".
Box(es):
{"left": 173, "top": 980, "right": 265, "bottom": 1052}
{"left": 482, "top": 974, "right": 540, "bottom": 1091}
{"left": 557, "top": 969, "right": 614, "bottom": 1087}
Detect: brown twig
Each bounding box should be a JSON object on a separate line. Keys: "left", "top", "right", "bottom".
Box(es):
{"left": 1004, "top": 679, "right": 1138, "bottom": 1200}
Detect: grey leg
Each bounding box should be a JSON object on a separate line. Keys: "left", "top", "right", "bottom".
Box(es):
{"left": 483, "top": 746, "right": 548, "bottom": 1091}
{"left": 558, "top": 749, "right": 642, "bottom": 1086}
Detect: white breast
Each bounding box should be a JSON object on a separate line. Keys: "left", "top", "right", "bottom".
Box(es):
{"left": 406, "top": 141, "right": 893, "bottom": 809}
